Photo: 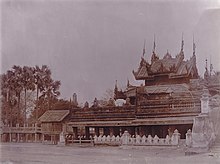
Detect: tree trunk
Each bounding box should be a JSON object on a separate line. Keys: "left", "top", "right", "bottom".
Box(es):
{"left": 36, "top": 86, "right": 39, "bottom": 122}
{"left": 9, "top": 90, "right": 12, "bottom": 127}
{"left": 24, "top": 89, "right": 27, "bottom": 124}
{"left": 17, "top": 92, "right": 21, "bottom": 124}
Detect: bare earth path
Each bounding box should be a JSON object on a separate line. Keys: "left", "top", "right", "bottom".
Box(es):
{"left": 0, "top": 143, "right": 220, "bottom": 164}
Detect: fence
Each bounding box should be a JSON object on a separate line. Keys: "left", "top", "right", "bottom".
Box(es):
{"left": 1, "top": 124, "right": 41, "bottom": 134}
{"left": 1, "top": 124, "right": 42, "bottom": 142}
{"left": 94, "top": 129, "right": 182, "bottom": 146}
{"left": 66, "top": 135, "right": 94, "bottom": 145}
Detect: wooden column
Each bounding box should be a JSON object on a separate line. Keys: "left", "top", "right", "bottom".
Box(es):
{"left": 35, "top": 133, "right": 37, "bottom": 142}
{"left": 25, "top": 134, "right": 28, "bottom": 142}
{"left": 85, "top": 127, "right": 90, "bottom": 139}
{"left": 109, "top": 127, "right": 114, "bottom": 136}
{"left": 95, "top": 127, "right": 99, "bottom": 136}
{"left": 42, "top": 134, "right": 45, "bottom": 142}
{"left": 112, "top": 127, "right": 120, "bottom": 136}
{"left": 104, "top": 127, "right": 110, "bottom": 136}
{"left": 135, "top": 127, "right": 139, "bottom": 136}
{"left": 72, "top": 127, "right": 78, "bottom": 139}
{"left": 17, "top": 133, "right": 20, "bottom": 142}
{"left": 139, "top": 126, "right": 146, "bottom": 136}
{"left": 9, "top": 133, "right": 12, "bottom": 142}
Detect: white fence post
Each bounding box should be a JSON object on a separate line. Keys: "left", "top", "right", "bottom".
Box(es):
{"left": 171, "top": 129, "right": 181, "bottom": 145}
{"left": 185, "top": 129, "right": 192, "bottom": 147}
{"left": 153, "top": 135, "right": 159, "bottom": 144}
{"left": 165, "top": 135, "right": 170, "bottom": 145}
{"left": 93, "top": 130, "right": 184, "bottom": 146}
{"left": 147, "top": 135, "right": 153, "bottom": 144}
{"left": 121, "top": 131, "right": 130, "bottom": 145}
{"left": 136, "top": 135, "right": 141, "bottom": 145}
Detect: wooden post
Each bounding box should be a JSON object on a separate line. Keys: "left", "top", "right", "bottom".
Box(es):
{"left": 9, "top": 133, "right": 12, "bottom": 142}
{"left": 85, "top": 127, "right": 90, "bottom": 139}
{"left": 42, "top": 134, "right": 45, "bottom": 143}
{"left": 17, "top": 133, "right": 20, "bottom": 142}
{"left": 35, "top": 133, "right": 37, "bottom": 142}
{"left": 25, "top": 134, "right": 28, "bottom": 142}
{"left": 109, "top": 127, "right": 114, "bottom": 136}
{"left": 95, "top": 127, "right": 99, "bottom": 136}
{"left": 79, "top": 136, "right": 82, "bottom": 145}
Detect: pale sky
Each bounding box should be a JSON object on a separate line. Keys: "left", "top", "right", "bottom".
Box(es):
{"left": 1, "top": 0, "right": 220, "bottom": 104}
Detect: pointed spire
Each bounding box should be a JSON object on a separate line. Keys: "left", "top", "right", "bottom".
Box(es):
{"left": 151, "top": 34, "right": 159, "bottom": 63}
{"left": 114, "top": 80, "right": 118, "bottom": 99}
{"left": 142, "top": 39, "right": 146, "bottom": 57}
{"left": 204, "top": 59, "right": 209, "bottom": 79}
{"left": 205, "top": 59, "right": 208, "bottom": 71}
{"left": 127, "top": 78, "right": 130, "bottom": 88}
{"left": 181, "top": 33, "right": 184, "bottom": 52}
{"left": 153, "top": 34, "right": 156, "bottom": 53}
{"left": 193, "top": 35, "right": 196, "bottom": 56}
{"left": 73, "top": 93, "right": 78, "bottom": 106}
{"left": 210, "top": 56, "right": 213, "bottom": 76}
{"left": 114, "top": 80, "right": 118, "bottom": 91}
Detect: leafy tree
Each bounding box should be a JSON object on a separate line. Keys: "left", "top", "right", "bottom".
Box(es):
{"left": 22, "top": 66, "right": 35, "bottom": 123}
{"left": 12, "top": 65, "right": 23, "bottom": 124}
{"left": 1, "top": 65, "right": 61, "bottom": 126}
{"left": 33, "top": 65, "right": 52, "bottom": 121}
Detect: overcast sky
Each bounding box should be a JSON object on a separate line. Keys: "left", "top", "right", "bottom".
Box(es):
{"left": 1, "top": 0, "right": 220, "bottom": 104}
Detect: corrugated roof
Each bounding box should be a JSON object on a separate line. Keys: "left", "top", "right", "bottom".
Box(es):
{"left": 39, "top": 110, "right": 70, "bottom": 122}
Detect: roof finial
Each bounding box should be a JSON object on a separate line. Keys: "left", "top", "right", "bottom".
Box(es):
{"left": 114, "top": 80, "right": 118, "bottom": 99}
{"left": 181, "top": 33, "right": 184, "bottom": 52}
{"left": 142, "top": 39, "right": 146, "bottom": 57}
{"left": 153, "top": 34, "right": 156, "bottom": 53}
{"left": 115, "top": 80, "right": 118, "bottom": 90}
{"left": 204, "top": 59, "right": 209, "bottom": 79}
{"left": 210, "top": 56, "right": 213, "bottom": 76}
{"left": 205, "top": 59, "right": 208, "bottom": 71}
{"left": 193, "top": 35, "right": 196, "bottom": 56}
{"left": 127, "top": 78, "right": 130, "bottom": 87}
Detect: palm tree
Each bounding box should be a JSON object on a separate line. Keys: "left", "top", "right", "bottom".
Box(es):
{"left": 22, "top": 66, "right": 35, "bottom": 124}
{"left": 7, "top": 70, "right": 16, "bottom": 126}
{"left": 34, "top": 65, "right": 43, "bottom": 121}
{"left": 12, "top": 65, "right": 23, "bottom": 124}
{"left": 1, "top": 74, "right": 8, "bottom": 101}
{"left": 1, "top": 73, "right": 10, "bottom": 125}
{"left": 34, "top": 65, "right": 52, "bottom": 120}
{"left": 41, "top": 79, "right": 61, "bottom": 110}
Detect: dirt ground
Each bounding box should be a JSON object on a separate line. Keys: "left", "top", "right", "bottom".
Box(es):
{"left": 0, "top": 143, "right": 220, "bottom": 164}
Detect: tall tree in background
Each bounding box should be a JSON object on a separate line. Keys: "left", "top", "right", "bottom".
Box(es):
{"left": 1, "top": 73, "right": 10, "bottom": 125}
{"left": 1, "top": 65, "right": 61, "bottom": 126}
{"left": 6, "top": 70, "right": 17, "bottom": 126}
{"left": 41, "top": 79, "right": 61, "bottom": 110}
{"left": 22, "top": 66, "right": 35, "bottom": 124}
{"left": 34, "top": 65, "right": 52, "bottom": 122}
{"left": 1, "top": 70, "right": 19, "bottom": 126}
{"left": 12, "top": 65, "right": 23, "bottom": 124}
{"left": 29, "top": 79, "right": 61, "bottom": 123}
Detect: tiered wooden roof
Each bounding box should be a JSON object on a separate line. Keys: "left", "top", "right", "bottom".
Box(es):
{"left": 133, "top": 49, "right": 198, "bottom": 82}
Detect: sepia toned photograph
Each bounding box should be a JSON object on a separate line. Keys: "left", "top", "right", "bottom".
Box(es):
{"left": 1, "top": 0, "right": 220, "bottom": 163}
